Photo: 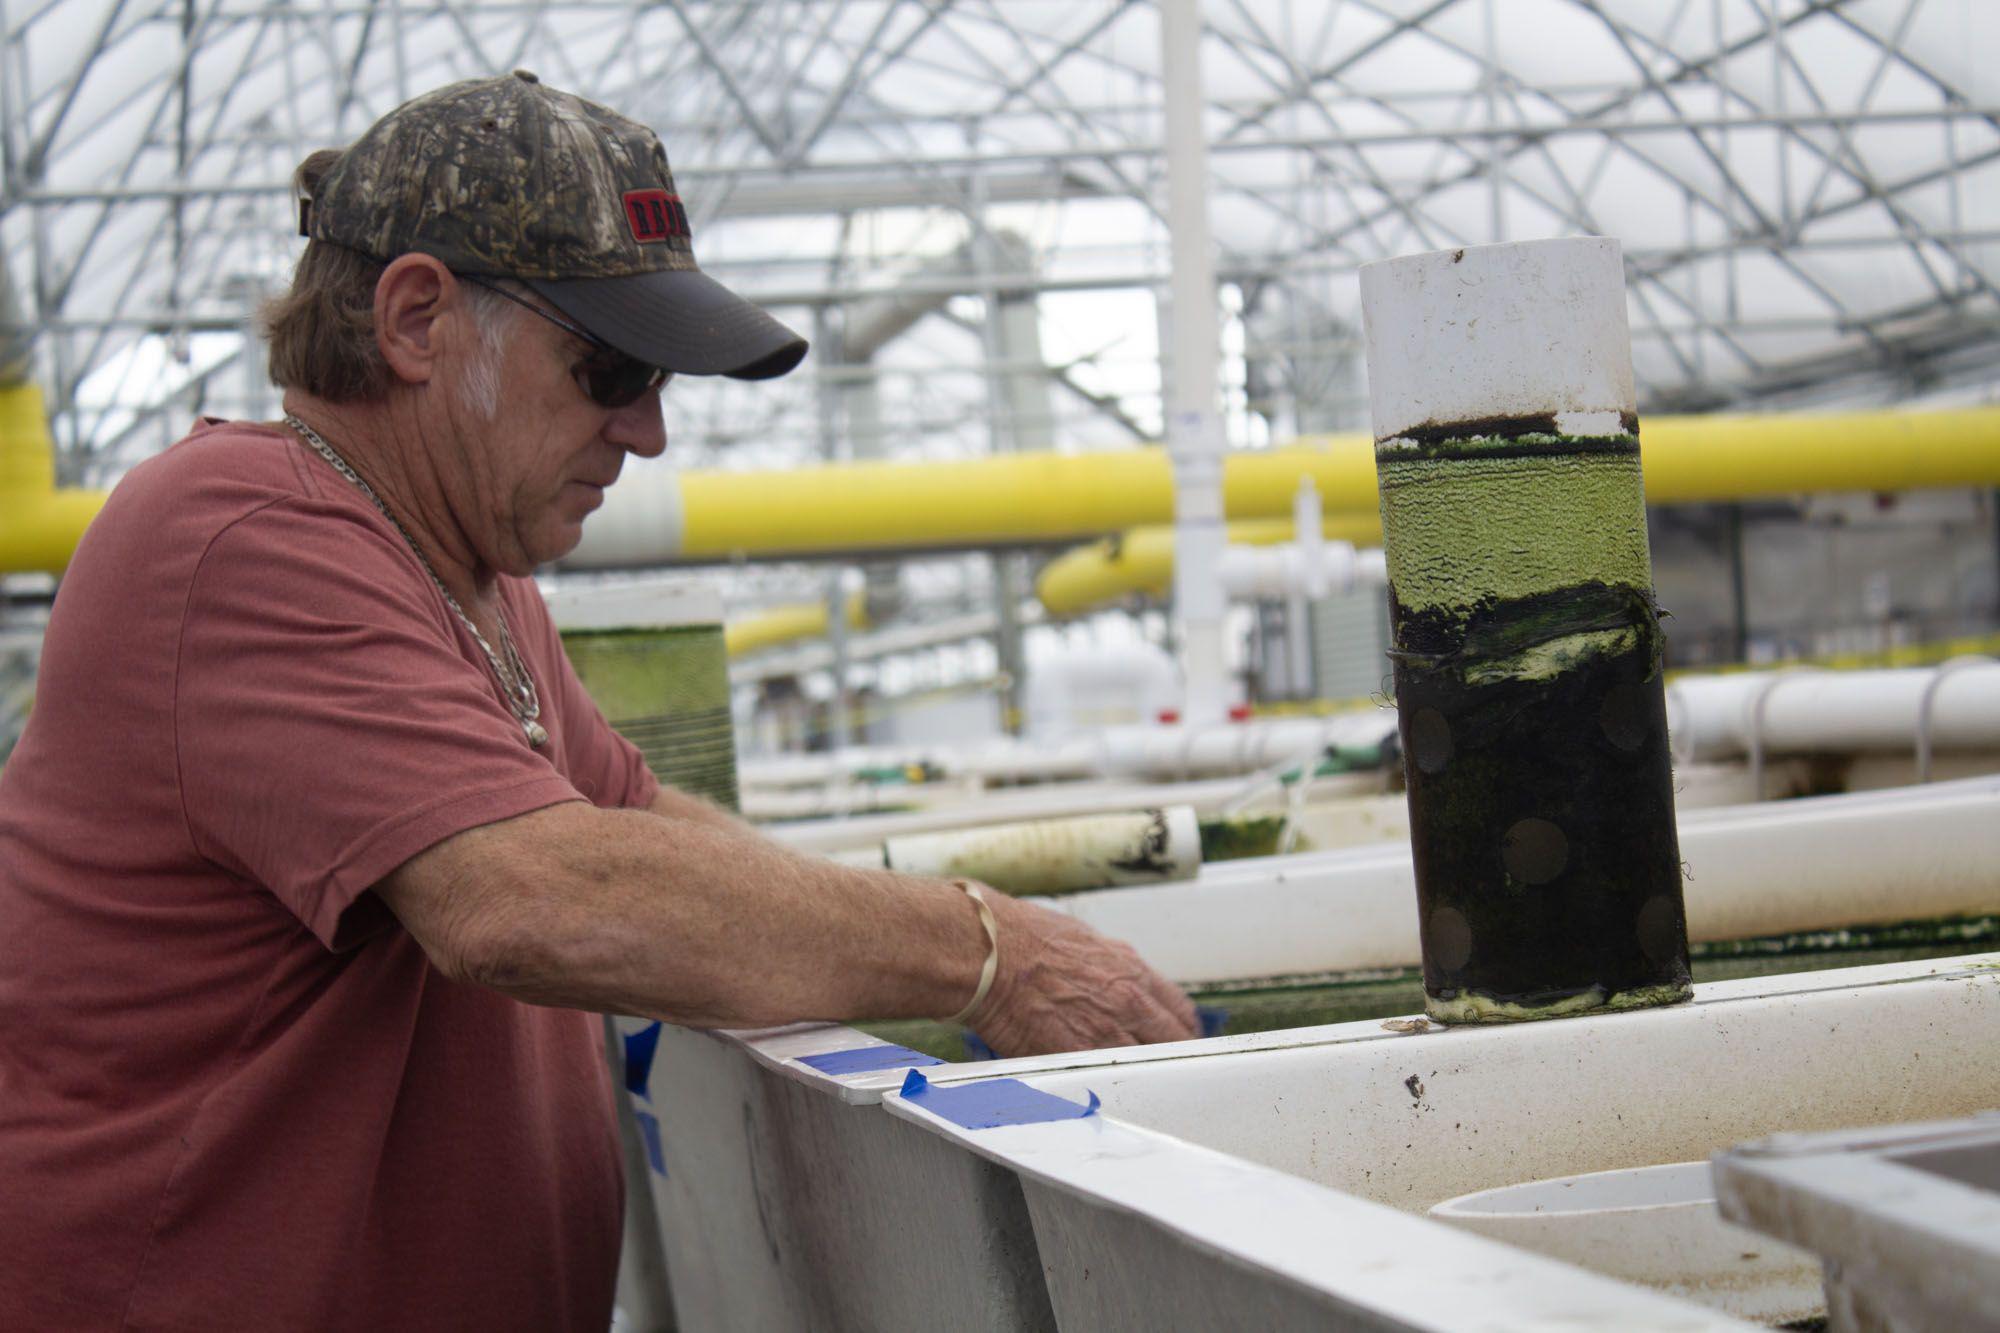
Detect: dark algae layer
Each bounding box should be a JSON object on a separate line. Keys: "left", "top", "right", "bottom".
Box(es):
{"left": 1376, "top": 428, "right": 1692, "bottom": 1022}
{"left": 1392, "top": 583, "right": 1691, "bottom": 1018}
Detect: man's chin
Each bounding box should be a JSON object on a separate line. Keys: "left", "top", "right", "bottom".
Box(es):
{"left": 525, "top": 516, "right": 590, "bottom": 567}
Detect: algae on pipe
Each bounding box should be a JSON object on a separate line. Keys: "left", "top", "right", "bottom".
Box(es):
{"left": 1359, "top": 238, "right": 1692, "bottom": 1024}
{"left": 884, "top": 807, "right": 1202, "bottom": 897}
{"left": 549, "top": 581, "right": 741, "bottom": 811}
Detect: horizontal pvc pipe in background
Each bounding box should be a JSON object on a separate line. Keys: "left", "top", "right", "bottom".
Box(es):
{"left": 1053, "top": 775, "right": 2000, "bottom": 984}
{"left": 1666, "top": 665, "right": 2000, "bottom": 762}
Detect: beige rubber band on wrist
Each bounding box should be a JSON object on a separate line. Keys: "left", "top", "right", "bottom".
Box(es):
{"left": 945, "top": 882, "right": 999, "bottom": 1026}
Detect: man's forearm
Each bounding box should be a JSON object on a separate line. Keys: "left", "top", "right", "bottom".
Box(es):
{"left": 393, "top": 801, "right": 989, "bottom": 1029}
{"left": 646, "top": 783, "right": 753, "bottom": 835}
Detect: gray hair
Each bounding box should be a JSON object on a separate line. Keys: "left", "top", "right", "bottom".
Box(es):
{"left": 452, "top": 282, "right": 516, "bottom": 420}
{"left": 259, "top": 240, "right": 521, "bottom": 410}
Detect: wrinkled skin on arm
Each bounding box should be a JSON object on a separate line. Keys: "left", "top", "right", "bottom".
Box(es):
{"left": 378, "top": 799, "right": 1197, "bottom": 1056}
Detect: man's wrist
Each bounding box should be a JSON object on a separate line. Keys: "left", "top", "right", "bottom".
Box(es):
{"left": 942, "top": 881, "right": 1000, "bottom": 1025}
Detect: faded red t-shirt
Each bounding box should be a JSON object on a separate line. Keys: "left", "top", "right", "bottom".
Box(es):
{"left": 0, "top": 420, "right": 661, "bottom": 1330}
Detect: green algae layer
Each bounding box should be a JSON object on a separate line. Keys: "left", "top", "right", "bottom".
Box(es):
{"left": 1376, "top": 431, "right": 1691, "bottom": 1023}
{"left": 1376, "top": 435, "right": 1653, "bottom": 617}
{"left": 1197, "top": 814, "right": 1290, "bottom": 862}
{"left": 560, "top": 624, "right": 740, "bottom": 811}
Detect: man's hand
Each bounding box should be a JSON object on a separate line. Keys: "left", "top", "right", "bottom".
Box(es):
{"left": 967, "top": 892, "right": 1200, "bottom": 1057}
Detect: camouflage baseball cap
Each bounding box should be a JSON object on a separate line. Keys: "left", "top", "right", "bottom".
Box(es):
{"left": 304, "top": 70, "right": 806, "bottom": 380}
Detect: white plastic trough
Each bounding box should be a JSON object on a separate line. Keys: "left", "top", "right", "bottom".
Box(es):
{"left": 629, "top": 955, "right": 2000, "bottom": 1329}
{"left": 1428, "top": 1161, "right": 1822, "bottom": 1323}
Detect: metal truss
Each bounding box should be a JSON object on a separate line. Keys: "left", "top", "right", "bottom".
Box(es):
{"left": 1, "top": 0, "right": 1997, "bottom": 489}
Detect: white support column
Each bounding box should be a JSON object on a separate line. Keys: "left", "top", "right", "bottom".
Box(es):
{"left": 1286, "top": 476, "right": 1324, "bottom": 696}
{"left": 1160, "top": 0, "right": 1229, "bottom": 726}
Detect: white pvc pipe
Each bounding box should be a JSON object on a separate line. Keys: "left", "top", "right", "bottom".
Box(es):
{"left": 559, "top": 464, "right": 686, "bottom": 569}
{"left": 742, "top": 664, "right": 2000, "bottom": 798}
{"left": 762, "top": 774, "right": 1334, "bottom": 854}
{"left": 1052, "top": 775, "right": 2000, "bottom": 984}
{"left": 740, "top": 712, "right": 1398, "bottom": 791}
{"left": 1284, "top": 479, "right": 1321, "bottom": 693}
{"left": 1666, "top": 665, "right": 2000, "bottom": 762}
{"left": 1218, "top": 540, "right": 1386, "bottom": 602}
{"left": 1363, "top": 236, "right": 1637, "bottom": 442}
{"left": 1161, "top": 0, "right": 1228, "bottom": 727}
{"left": 1092, "top": 712, "right": 1397, "bottom": 780}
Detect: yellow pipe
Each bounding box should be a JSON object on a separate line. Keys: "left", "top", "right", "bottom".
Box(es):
{"left": 0, "top": 384, "right": 108, "bottom": 575}
{"left": 1031, "top": 408, "right": 2000, "bottom": 618}
{"left": 5, "top": 402, "right": 1998, "bottom": 577}
{"left": 1038, "top": 516, "right": 1384, "bottom": 618}
{"left": 676, "top": 408, "right": 2000, "bottom": 560}
{"left": 1634, "top": 407, "right": 2000, "bottom": 500}
{"left": 725, "top": 591, "right": 868, "bottom": 658}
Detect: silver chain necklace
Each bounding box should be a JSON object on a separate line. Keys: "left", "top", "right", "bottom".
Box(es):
{"left": 285, "top": 413, "right": 549, "bottom": 749}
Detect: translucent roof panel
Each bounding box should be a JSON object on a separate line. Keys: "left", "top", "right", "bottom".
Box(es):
{"left": 1, "top": 0, "right": 1995, "bottom": 486}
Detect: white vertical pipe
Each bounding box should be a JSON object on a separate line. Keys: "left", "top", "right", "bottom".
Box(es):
{"left": 1287, "top": 476, "right": 1323, "bottom": 695}
{"left": 825, "top": 566, "right": 856, "bottom": 748}
{"left": 1161, "top": 0, "right": 1229, "bottom": 726}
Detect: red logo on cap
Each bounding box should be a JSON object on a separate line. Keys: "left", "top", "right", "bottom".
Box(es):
{"left": 624, "top": 189, "right": 689, "bottom": 244}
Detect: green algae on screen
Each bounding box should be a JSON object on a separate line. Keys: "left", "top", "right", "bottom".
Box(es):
{"left": 1198, "top": 814, "right": 1290, "bottom": 862}
{"left": 1375, "top": 426, "right": 1691, "bottom": 1025}
{"left": 1375, "top": 438, "right": 1653, "bottom": 617}
{"left": 560, "top": 624, "right": 740, "bottom": 810}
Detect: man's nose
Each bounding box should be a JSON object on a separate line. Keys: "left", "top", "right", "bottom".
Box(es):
{"left": 605, "top": 390, "right": 667, "bottom": 458}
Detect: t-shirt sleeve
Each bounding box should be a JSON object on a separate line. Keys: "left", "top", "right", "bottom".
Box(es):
{"left": 515, "top": 586, "right": 661, "bottom": 812}
{"left": 175, "top": 500, "right": 585, "bottom": 949}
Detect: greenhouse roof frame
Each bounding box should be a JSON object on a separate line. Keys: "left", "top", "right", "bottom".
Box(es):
{"left": 0, "top": 0, "right": 1995, "bottom": 482}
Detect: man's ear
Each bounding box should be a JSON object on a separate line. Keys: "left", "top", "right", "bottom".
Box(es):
{"left": 374, "top": 254, "right": 456, "bottom": 388}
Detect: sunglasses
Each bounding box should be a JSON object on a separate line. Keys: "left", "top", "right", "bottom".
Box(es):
{"left": 459, "top": 275, "right": 671, "bottom": 409}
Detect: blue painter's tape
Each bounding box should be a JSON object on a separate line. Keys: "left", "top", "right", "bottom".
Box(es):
{"left": 797, "top": 1044, "right": 944, "bottom": 1076}
{"left": 623, "top": 1021, "right": 663, "bottom": 1099}
{"left": 635, "top": 1108, "right": 667, "bottom": 1176}
{"left": 898, "top": 1069, "right": 1100, "bottom": 1129}
{"left": 961, "top": 1031, "right": 997, "bottom": 1062}
{"left": 1198, "top": 1006, "right": 1229, "bottom": 1039}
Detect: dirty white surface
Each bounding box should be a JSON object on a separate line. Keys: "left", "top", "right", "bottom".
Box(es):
{"left": 1014, "top": 957, "right": 2000, "bottom": 1212}
{"left": 1360, "top": 237, "right": 1637, "bottom": 443}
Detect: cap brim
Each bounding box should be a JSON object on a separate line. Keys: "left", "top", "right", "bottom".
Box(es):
{"left": 528, "top": 269, "right": 808, "bottom": 381}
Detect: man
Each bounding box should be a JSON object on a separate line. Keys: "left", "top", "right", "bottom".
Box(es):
{"left": 0, "top": 72, "right": 1196, "bottom": 1331}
